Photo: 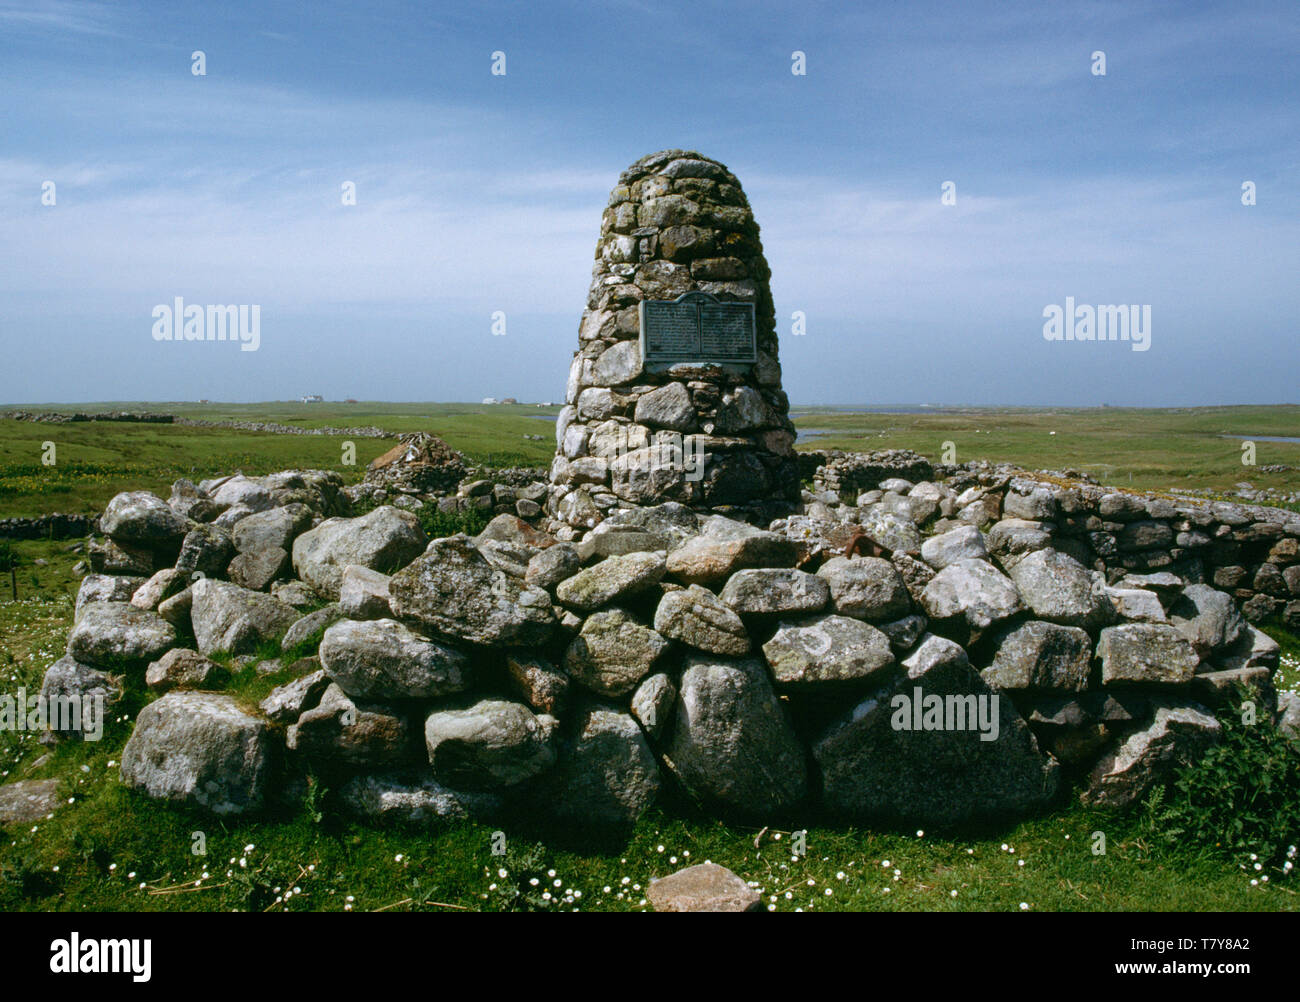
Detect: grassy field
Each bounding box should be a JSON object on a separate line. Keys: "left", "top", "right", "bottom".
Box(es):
{"left": 0, "top": 401, "right": 1297, "bottom": 911}
{"left": 1, "top": 402, "right": 1296, "bottom": 519}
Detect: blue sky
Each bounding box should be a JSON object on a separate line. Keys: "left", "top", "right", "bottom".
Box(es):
{"left": 1, "top": 0, "right": 1296, "bottom": 406}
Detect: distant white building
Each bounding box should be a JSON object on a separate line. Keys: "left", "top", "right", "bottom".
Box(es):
{"left": 482, "top": 397, "right": 498, "bottom": 405}
{"left": 301, "top": 394, "right": 324, "bottom": 403}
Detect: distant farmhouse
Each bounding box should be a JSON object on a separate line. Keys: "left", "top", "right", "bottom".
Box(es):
{"left": 482, "top": 397, "right": 498, "bottom": 405}
{"left": 301, "top": 394, "right": 324, "bottom": 403}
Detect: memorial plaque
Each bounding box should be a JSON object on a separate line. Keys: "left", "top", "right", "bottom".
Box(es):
{"left": 640, "top": 292, "right": 757, "bottom": 365}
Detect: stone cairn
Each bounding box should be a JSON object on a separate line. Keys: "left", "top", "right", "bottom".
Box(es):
{"left": 549, "top": 150, "right": 799, "bottom": 531}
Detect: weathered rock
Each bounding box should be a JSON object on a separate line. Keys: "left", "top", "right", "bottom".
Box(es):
{"left": 653, "top": 585, "right": 750, "bottom": 655}
{"left": 1006, "top": 549, "right": 1112, "bottom": 631}
{"left": 718, "top": 568, "right": 830, "bottom": 616}
{"left": 227, "top": 546, "right": 292, "bottom": 591}
{"left": 817, "top": 556, "right": 911, "bottom": 622}
{"left": 533, "top": 707, "right": 660, "bottom": 828}
{"left": 1278, "top": 691, "right": 1300, "bottom": 740}
{"left": 388, "top": 535, "right": 555, "bottom": 647}
{"left": 919, "top": 558, "right": 1023, "bottom": 633}
{"left": 0, "top": 779, "right": 62, "bottom": 826}
{"left": 555, "top": 551, "right": 666, "bottom": 611}
{"left": 76, "top": 574, "right": 146, "bottom": 617}
{"left": 39, "top": 655, "right": 122, "bottom": 735}
{"left": 189, "top": 578, "right": 299, "bottom": 656}
{"left": 174, "top": 523, "right": 235, "bottom": 577}
{"left": 664, "top": 656, "right": 807, "bottom": 818}
{"left": 666, "top": 516, "right": 802, "bottom": 586}
{"left": 88, "top": 537, "right": 155, "bottom": 576}
{"left": 986, "top": 518, "right": 1053, "bottom": 562}
{"left": 288, "top": 683, "right": 413, "bottom": 769}
{"left": 634, "top": 382, "right": 696, "bottom": 431}
{"left": 271, "top": 579, "right": 321, "bottom": 609}
{"left": 319, "top": 618, "right": 471, "bottom": 700}
{"left": 292, "top": 506, "right": 427, "bottom": 598}
{"left": 813, "top": 635, "right": 1059, "bottom": 826}
{"left": 920, "top": 524, "right": 988, "bottom": 569}
{"left": 144, "top": 648, "right": 228, "bottom": 693}
{"left": 1169, "top": 584, "right": 1247, "bottom": 657}
{"left": 424, "top": 699, "right": 556, "bottom": 790}
{"left": 1081, "top": 701, "right": 1221, "bottom": 809}
{"left": 1214, "top": 625, "right": 1281, "bottom": 673}
{"left": 100, "top": 491, "right": 190, "bottom": 549}
{"left": 66, "top": 601, "right": 177, "bottom": 669}
{"left": 1097, "top": 624, "right": 1200, "bottom": 684}
{"left": 120, "top": 692, "right": 272, "bottom": 815}
{"left": 631, "top": 673, "right": 676, "bottom": 739}
{"left": 525, "top": 543, "right": 581, "bottom": 590}
{"left": 879, "top": 613, "right": 928, "bottom": 652}
{"left": 506, "top": 652, "right": 570, "bottom": 715}
{"left": 647, "top": 862, "right": 760, "bottom": 913}
{"left": 259, "top": 668, "right": 331, "bottom": 723}
{"left": 130, "top": 568, "right": 188, "bottom": 611}
{"left": 280, "top": 603, "right": 345, "bottom": 651}
{"left": 1105, "top": 587, "right": 1168, "bottom": 623}
{"left": 338, "top": 565, "right": 393, "bottom": 620}
{"left": 564, "top": 608, "right": 669, "bottom": 697}
{"left": 231, "top": 503, "right": 313, "bottom": 554}
{"left": 981, "top": 621, "right": 1093, "bottom": 692}
{"left": 338, "top": 771, "right": 503, "bottom": 828}
{"left": 762, "top": 614, "right": 895, "bottom": 686}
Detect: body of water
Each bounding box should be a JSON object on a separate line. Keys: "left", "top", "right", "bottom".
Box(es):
{"left": 1219, "top": 434, "right": 1300, "bottom": 444}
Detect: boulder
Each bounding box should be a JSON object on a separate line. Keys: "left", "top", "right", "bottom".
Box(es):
{"left": 1097, "top": 624, "right": 1200, "bottom": 685}
{"left": 227, "top": 546, "right": 292, "bottom": 591}
{"left": 337, "top": 771, "right": 502, "bottom": 828}
{"left": 506, "top": 652, "right": 570, "bottom": 715}
{"left": 87, "top": 537, "right": 155, "bottom": 576}
{"left": 338, "top": 565, "right": 393, "bottom": 620}
{"left": 120, "top": 692, "right": 272, "bottom": 815}
{"left": 1081, "top": 701, "right": 1221, "bottom": 809}
{"left": 38, "top": 655, "right": 122, "bottom": 736}
{"left": 981, "top": 621, "right": 1093, "bottom": 692}
{"left": 664, "top": 656, "right": 807, "bottom": 818}
{"left": 100, "top": 491, "right": 190, "bottom": 550}
{"left": 292, "top": 506, "right": 427, "bottom": 598}
{"left": 718, "top": 568, "right": 830, "bottom": 616}
{"left": 647, "top": 863, "right": 760, "bottom": 913}
{"left": 319, "top": 618, "right": 471, "bottom": 700}
{"left": 66, "top": 602, "right": 177, "bottom": 669}
{"left": 564, "top": 608, "right": 669, "bottom": 697}
{"left": 388, "top": 535, "right": 555, "bottom": 647}
{"left": 555, "top": 552, "right": 666, "bottom": 611}
{"left": 259, "top": 668, "right": 331, "bottom": 724}
{"left": 288, "top": 683, "right": 413, "bottom": 769}
{"left": 816, "top": 556, "right": 911, "bottom": 622}
{"left": 190, "top": 578, "right": 299, "bottom": 656}
{"left": 525, "top": 543, "right": 581, "bottom": 590}
{"left": 1006, "top": 549, "right": 1112, "bottom": 631}
{"left": 532, "top": 707, "right": 661, "bottom": 828}
{"left": 919, "top": 558, "right": 1023, "bottom": 634}
{"left": 920, "top": 524, "right": 988, "bottom": 569}
{"left": 813, "top": 635, "right": 1059, "bottom": 825}
{"left": 665, "top": 516, "right": 802, "bottom": 585}
{"left": 144, "top": 648, "right": 229, "bottom": 693}
{"left": 130, "top": 568, "right": 188, "bottom": 611}
{"left": 76, "top": 574, "right": 145, "bottom": 617}
{"left": 762, "top": 614, "right": 895, "bottom": 686}
{"left": 280, "top": 603, "right": 345, "bottom": 651}
{"left": 653, "top": 585, "right": 750, "bottom": 655}
{"left": 1169, "top": 584, "right": 1247, "bottom": 657}
{"left": 424, "top": 699, "right": 557, "bottom": 790}
{"left": 0, "top": 779, "right": 62, "bottom": 826}
{"left": 231, "top": 503, "right": 313, "bottom": 554}
{"left": 631, "top": 672, "right": 676, "bottom": 739}
{"left": 174, "top": 523, "right": 235, "bottom": 577}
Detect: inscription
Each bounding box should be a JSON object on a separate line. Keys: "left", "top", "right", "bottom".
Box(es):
{"left": 640, "top": 292, "right": 757, "bottom": 364}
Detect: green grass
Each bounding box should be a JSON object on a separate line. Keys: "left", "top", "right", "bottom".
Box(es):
{"left": 792, "top": 403, "right": 1300, "bottom": 496}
